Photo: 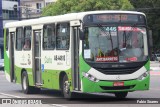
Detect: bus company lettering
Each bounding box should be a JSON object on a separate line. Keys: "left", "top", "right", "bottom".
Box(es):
{"left": 20, "top": 55, "right": 27, "bottom": 65}
{"left": 27, "top": 54, "right": 31, "bottom": 65}
{"left": 54, "top": 55, "right": 65, "bottom": 61}
{"left": 44, "top": 56, "right": 52, "bottom": 64}
{"left": 20, "top": 63, "right": 27, "bottom": 65}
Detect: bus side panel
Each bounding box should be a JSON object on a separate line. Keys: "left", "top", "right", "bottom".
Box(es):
{"left": 41, "top": 69, "right": 54, "bottom": 89}
{"left": 41, "top": 61, "right": 71, "bottom": 91}
{"left": 41, "top": 50, "right": 72, "bottom": 90}
{"left": 4, "top": 51, "right": 10, "bottom": 81}
{"left": 4, "top": 28, "right": 11, "bottom": 82}
{"left": 144, "top": 59, "right": 150, "bottom": 71}
{"left": 79, "top": 54, "right": 91, "bottom": 92}
{"left": 14, "top": 50, "right": 34, "bottom": 86}
{"left": 41, "top": 68, "right": 72, "bottom": 90}
{"left": 14, "top": 65, "right": 20, "bottom": 84}
{"left": 14, "top": 66, "right": 34, "bottom": 86}
{"left": 26, "top": 68, "right": 34, "bottom": 86}
{"left": 41, "top": 51, "right": 58, "bottom": 89}
{"left": 144, "top": 59, "right": 150, "bottom": 90}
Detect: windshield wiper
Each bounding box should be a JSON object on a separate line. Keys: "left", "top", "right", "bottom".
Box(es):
{"left": 96, "top": 24, "right": 111, "bottom": 40}
{"left": 126, "top": 23, "right": 138, "bottom": 40}
{"left": 122, "top": 23, "right": 138, "bottom": 47}
{"left": 96, "top": 24, "right": 114, "bottom": 50}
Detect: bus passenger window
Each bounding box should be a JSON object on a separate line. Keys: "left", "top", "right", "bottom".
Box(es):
{"left": 16, "top": 27, "right": 23, "bottom": 50}
{"left": 43, "top": 24, "right": 55, "bottom": 50}
{"left": 56, "top": 23, "right": 70, "bottom": 50}
{"left": 23, "top": 39, "right": 31, "bottom": 49}
{"left": 6, "top": 29, "right": 9, "bottom": 50}
{"left": 24, "top": 26, "right": 32, "bottom": 50}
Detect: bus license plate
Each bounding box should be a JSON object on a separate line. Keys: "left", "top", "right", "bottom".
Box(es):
{"left": 113, "top": 82, "right": 124, "bottom": 86}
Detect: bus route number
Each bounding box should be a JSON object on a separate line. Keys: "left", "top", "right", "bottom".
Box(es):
{"left": 54, "top": 55, "right": 65, "bottom": 61}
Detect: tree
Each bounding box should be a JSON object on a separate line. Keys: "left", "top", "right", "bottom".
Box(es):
{"left": 129, "top": 0, "right": 160, "bottom": 49}
{"left": 42, "top": 0, "right": 133, "bottom": 16}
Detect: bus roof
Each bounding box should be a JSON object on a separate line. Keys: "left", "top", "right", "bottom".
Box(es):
{"left": 5, "top": 10, "right": 145, "bottom": 28}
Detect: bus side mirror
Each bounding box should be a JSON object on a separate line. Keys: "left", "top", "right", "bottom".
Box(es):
{"left": 148, "top": 30, "right": 153, "bottom": 47}
{"left": 148, "top": 30, "right": 153, "bottom": 60}
{"left": 79, "top": 29, "right": 85, "bottom": 40}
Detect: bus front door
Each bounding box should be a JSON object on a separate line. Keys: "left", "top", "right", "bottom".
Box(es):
{"left": 33, "top": 30, "right": 42, "bottom": 86}
{"left": 72, "top": 27, "right": 80, "bottom": 90}
{"left": 9, "top": 32, "right": 15, "bottom": 82}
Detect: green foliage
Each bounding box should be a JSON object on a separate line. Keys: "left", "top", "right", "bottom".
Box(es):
{"left": 42, "top": 0, "right": 133, "bottom": 16}
{"left": 129, "top": 0, "right": 160, "bottom": 48}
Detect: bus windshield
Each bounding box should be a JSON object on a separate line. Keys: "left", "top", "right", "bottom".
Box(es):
{"left": 83, "top": 26, "right": 148, "bottom": 62}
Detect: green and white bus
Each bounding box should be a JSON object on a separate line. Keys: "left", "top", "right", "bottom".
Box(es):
{"left": 4, "top": 11, "right": 150, "bottom": 98}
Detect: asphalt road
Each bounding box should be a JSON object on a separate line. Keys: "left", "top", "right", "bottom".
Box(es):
{"left": 0, "top": 62, "right": 160, "bottom": 107}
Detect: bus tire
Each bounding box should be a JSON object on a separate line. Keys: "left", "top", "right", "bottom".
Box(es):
{"left": 114, "top": 92, "right": 128, "bottom": 98}
{"left": 21, "top": 71, "right": 33, "bottom": 94}
{"left": 62, "top": 75, "right": 74, "bottom": 99}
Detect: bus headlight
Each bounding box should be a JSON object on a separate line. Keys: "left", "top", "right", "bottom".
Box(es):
{"left": 137, "top": 71, "right": 149, "bottom": 80}
{"left": 82, "top": 72, "right": 99, "bottom": 82}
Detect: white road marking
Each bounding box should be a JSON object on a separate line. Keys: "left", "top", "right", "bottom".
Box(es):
{"left": 0, "top": 92, "right": 24, "bottom": 98}
{"left": 50, "top": 104, "right": 67, "bottom": 107}
{"left": 150, "top": 88, "right": 160, "bottom": 91}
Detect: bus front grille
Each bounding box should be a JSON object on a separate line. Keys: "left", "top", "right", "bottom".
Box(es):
{"left": 96, "top": 67, "right": 140, "bottom": 75}
{"left": 100, "top": 85, "right": 135, "bottom": 90}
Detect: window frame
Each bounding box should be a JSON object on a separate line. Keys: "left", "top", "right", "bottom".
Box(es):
{"left": 2, "top": 9, "right": 18, "bottom": 20}
{"left": 23, "top": 26, "right": 32, "bottom": 51}
{"left": 43, "top": 23, "right": 56, "bottom": 50}
{"left": 16, "top": 27, "right": 23, "bottom": 51}
{"left": 56, "top": 22, "right": 70, "bottom": 50}
{"left": 5, "top": 28, "right": 9, "bottom": 50}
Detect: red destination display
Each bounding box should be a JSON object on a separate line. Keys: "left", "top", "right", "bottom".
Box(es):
{"left": 118, "top": 26, "right": 144, "bottom": 32}
{"left": 126, "top": 57, "right": 137, "bottom": 61}
{"left": 96, "top": 56, "right": 118, "bottom": 62}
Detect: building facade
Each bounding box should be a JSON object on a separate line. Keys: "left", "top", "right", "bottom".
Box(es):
{"left": 0, "top": 0, "right": 3, "bottom": 59}
{"left": 0, "top": 0, "right": 20, "bottom": 59}
{"left": 20, "top": 0, "right": 56, "bottom": 19}
{"left": 0, "top": 0, "right": 56, "bottom": 59}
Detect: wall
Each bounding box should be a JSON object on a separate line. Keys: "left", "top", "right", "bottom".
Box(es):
{"left": 21, "top": 0, "right": 44, "bottom": 18}
{"left": 0, "top": 0, "right": 4, "bottom": 59}
{"left": 2, "top": 1, "right": 18, "bottom": 10}
{"left": 0, "top": 0, "right": 20, "bottom": 59}
{"left": 0, "top": 0, "right": 3, "bottom": 38}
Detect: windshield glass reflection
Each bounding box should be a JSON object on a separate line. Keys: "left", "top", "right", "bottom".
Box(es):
{"left": 83, "top": 26, "right": 147, "bottom": 62}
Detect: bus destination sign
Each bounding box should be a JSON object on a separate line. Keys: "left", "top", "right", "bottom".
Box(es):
{"left": 85, "top": 14, "right": 145, "bottom": 23}
{"left": 96, "top": 14, "right": 128, "bottom": 21}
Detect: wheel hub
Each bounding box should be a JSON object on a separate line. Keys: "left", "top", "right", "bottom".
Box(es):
{"left": 23, "top": 76, "right": 27, "bottom": 90}
{"left": 64, "top": 81, "right": 70, "bottom": 94}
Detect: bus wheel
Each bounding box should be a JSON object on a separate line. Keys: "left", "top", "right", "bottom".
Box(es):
{"left": 114, "top": 92, "right": 128, "bottom": 98}
{"left": 21, "top": 71, "right": 32, "bottom": 94}
{"left": 62, "top": 75, "right": 73, "bottom": 99}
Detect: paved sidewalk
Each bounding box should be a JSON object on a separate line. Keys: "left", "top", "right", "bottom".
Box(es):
{"left": 150, "top": 61, "right": 160, "bottom": 75}
{"left": 0, "top": 71, "right": 4, "bottom": 75}
{"left": 150, "top": 71, "right": 160, "bottom": 75}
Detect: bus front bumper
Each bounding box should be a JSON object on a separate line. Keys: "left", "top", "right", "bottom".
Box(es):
{"left": 81, "top": 75, "right": 150, "bottom": 93}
